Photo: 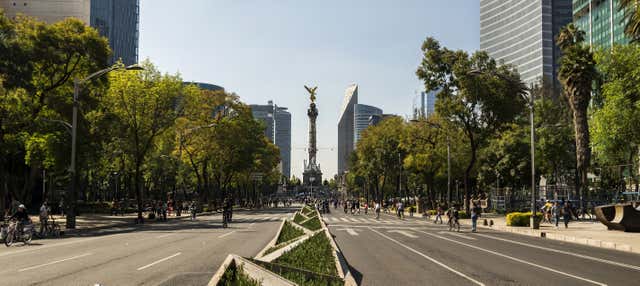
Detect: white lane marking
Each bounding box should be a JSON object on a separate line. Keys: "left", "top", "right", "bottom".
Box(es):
{"left": 369, "top": 227, "right": 484, "bottom": 285}
{"left": 388, "top": 230, "right": 418, "bottom": 238}
{"left": 263, "top": 216, "right": 274, "bottom": 221}
{"left": 331, "top": 217, "right": 340, "bottom": 222}
{"left": 348, "top": 218, "right": 360, "bottom": 223}
{"left": 419, "top": 231, "right": 607, "bottom": 286}
{"left": 439, "top": 231, "right": 476, "bottom": 240}
{"left": 249, "top": 223, "right": 255, "bottom": 228}
{"left": 0, "top": 236, "right": 109, "bottom": 258}
{"left": 156, "top": 233, "right": 174, "bottom": 238}
{"left": 218, "top": 231, "right": 236, "bottom": 238}
{"left": 336, "top": 228, "right": 359, "bottom": 236}
{"left": 136, "top": 252, "right": 182, "bottom": 271}
{"left": 474, "top": 233, "right": 640, "bottom": 271}
{"left": 18, "top": 253, "right": 93, "bottom": 272}
{"left": 340, "top": 218, "right": 349, "bottom": 222}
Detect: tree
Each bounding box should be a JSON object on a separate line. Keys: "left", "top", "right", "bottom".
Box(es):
{"left": 352, "top": 116, "right": 406, "bottom": 203}
{"left": 98, "top": 61, "right": 184, "bottom": 222}
{"left": 557, "top": 24, "right": 597, "bottom": 207}
{"left": 592, "top": 45, "right": 640, "bottom": 191}
{"left": 416, "top": 37, "right": 527, "bottom": 211}
{"left": 619, "top": 0, "right": 640, "bottom": 42}
{"left": 0, "top": 13, "right": 110, "bottom": 211}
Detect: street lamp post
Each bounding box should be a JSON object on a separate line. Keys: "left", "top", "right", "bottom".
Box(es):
{"left": 468, "top": 69, "right": 538, "bottom": 229}
{"left": 66, "top": 64, "right": 143, "bottom": 229}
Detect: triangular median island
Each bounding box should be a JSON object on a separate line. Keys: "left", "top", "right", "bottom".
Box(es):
{"left": 208, "top": 204, "right": 356, "bottom": 286}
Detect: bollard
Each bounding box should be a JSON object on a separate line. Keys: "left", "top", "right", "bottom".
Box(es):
{"left": 489, "top": 219, "right": 494, "bottom": 227}
{"left": 483, "top": 219, "right": 488, "bottom": 226}
{"left": 541, "top": 232, "right": 546, "bottom": 238}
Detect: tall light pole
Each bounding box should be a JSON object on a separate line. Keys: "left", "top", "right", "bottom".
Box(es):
{"left": 66, "top": 64, "right": 143, "bottom": 229}
{"left": 468, "top": 69, "right": 538, "bottom": 229}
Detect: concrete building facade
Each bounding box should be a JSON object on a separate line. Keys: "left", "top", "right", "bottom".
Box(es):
{"left": 1, "top": 0, "right": 139, "bottom": 66}
{"left": 480, "top": 0, "right": 573, "bottom": 87}
{"left": 337, "top": 84, "right": 358, "bottom": 175}
{"left": 573, "top": 0, "right": 629, "bottom": 49}
{"left": 353, "top": 104, "right": 382, "bottom": 147}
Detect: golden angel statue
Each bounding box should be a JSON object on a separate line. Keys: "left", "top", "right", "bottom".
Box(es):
{"left": 304, "top": 85, "right": 318, "bottom": 103}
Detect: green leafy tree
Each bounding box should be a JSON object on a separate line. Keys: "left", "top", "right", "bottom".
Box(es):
{"left": 619, "top": 0, "right": 640, "bottom": 41}
{"left": 557, "top": 24, "right": 597, "bottom": 205}
{"left": 592, "top": 45, "right": 640, "bottom": 191}
{"left": 98, "top": 61, "right": 184, "bottom": 222}
{"left": 416, "top": 37, "right": 527, "bottom": 211}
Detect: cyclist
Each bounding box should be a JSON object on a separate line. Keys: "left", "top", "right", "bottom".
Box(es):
{"left": 10, "top": 204, "right": 30, "bottom": 235}
{"left": 448, "top": 206, "right": 460, "bottom": 232}
{"left": 223, "top": 198, "right": 232, "bottom": 226}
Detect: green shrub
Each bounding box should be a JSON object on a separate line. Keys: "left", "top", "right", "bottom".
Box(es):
{"left": 274, "top": 232, "right": 338, "bottom": 276}
{"left": 506, "top": 212, "right": 543, "bottom": 227}
{"left": 302, "top": 205, "right": 315, "bottom": 216}
{"left": 217, "top": 262, "right": 262, "bottom": 286}
{"left": 293, "top": 212, "right": 306, "bottom": 224}
{"left": 277, "top": 221, "right": 305, "bottom": 245}
{"left": 458, "top": 211, "right": 470, "bottom": 219}
{"left": 301, "top": 216, "right": 321, "bottom": 231}
{"left": 278, "top": 270, "right": 342, "bottom": 286}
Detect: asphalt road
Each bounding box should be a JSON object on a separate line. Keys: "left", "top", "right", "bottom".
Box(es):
{"left": 324, "top": 208, "right": 640, "bottom": 286}
{"left": 1, "top": 208, "right": 294, "bottom": 286}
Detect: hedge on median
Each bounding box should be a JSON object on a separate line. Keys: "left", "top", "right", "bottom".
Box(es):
{"left": 217, "top": 261, "right": 261, "bottom": 286}
{"left": 301, "top": 216, "right": 322, "bottom": 231}
{"left": 273, "top": 232, "right": 340, "bottom": 285}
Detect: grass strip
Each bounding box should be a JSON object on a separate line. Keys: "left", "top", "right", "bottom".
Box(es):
{"left": 274, "top": 232, "right": 338, "bottom": 277}
{"left": 301, "top": 216, "right": 321, "bottom": 231}
{"left": 293, "top": 212, "right": 306, "bottom": 224}
{"left": 276, "top": 221, "right": 305, "bottom": 245}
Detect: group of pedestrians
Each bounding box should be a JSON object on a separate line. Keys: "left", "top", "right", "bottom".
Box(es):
{"left": 540, "top": 199, "right": 577, "bottom": 229}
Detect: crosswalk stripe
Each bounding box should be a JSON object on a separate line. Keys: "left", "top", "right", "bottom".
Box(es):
{"left": 340, "top": 218, "right": 349, "bottom": 222}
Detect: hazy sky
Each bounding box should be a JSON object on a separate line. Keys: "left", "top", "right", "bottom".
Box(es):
{"left": 139, "top": 0, "right": 480, "bottom": 178}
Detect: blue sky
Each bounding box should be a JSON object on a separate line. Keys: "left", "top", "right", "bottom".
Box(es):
{"left": 139, "top": 0, "right": 480, "bottom": 178}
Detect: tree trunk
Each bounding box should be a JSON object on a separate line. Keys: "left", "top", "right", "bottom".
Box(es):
{"left": 572, "top": 100, "right": 590, "bottom": 213}
{"left": 135, "top": 162, "right": 143, "bottom": 223}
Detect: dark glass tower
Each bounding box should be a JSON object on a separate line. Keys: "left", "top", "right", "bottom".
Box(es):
{"left": 90, "top": 0, "right": 139, "bottom": 65}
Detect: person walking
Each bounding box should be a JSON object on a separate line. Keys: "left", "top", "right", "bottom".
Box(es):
{"left": 551, "top": 201, "right": 561, "bottom": 228}
{"left": 375, "top": 201, "right": 381, "bottom": 219}
{"left": 39, "top": 201, "right": 49, "bottom": 236}
{"left": 434, "top": 205, "right": 443, "bottom": 224}
{"left": 563, "top": 201, "right": 573, "bottom": 228}
{"left": 471, "top": 203, "right": 479, "bottom": 232}
{"left": 398, "top": 201, "right": 404, "bottom": 219}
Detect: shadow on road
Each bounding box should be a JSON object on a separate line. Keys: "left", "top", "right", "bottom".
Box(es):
{"left": 32, "top": 207, "right": 296, "bottom": 242}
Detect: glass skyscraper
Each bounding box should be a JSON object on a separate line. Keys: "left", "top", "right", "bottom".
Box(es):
{"left": 480, "top": 0, "right": 573, "bottom": 87}
{"left": 250, "top": 101, "right": 291, "bottom": 179}
{"left": 353, "top": 104, "right": 382, "bottom": 147}
{"left": 573, "top": 0, "right": 629, "bottom": 49}
{"left": 90, "top": 0, "right": 139, "bottom": 65}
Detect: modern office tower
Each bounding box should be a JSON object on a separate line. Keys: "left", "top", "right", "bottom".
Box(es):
{"left": 90, "top": 0, "right": 139, "bottom": 65}
{"left": 0, "top": 0, "right": 90, "bottom": 23}
{"left": 573, "top": 0, "right": 629, "bottom": 49}
{"left": 0, "top": 0, "right": 139, "bottom": 66}
{"left": 337, "top": 84, "right": 358, "bottom": 175}
{"left": 422, "top": 90, "right": 437, "bottom": 117}
{"left": 353, "top": 104, "right": 382, "bottom": 147}
{"left": 250, "top": 101, "right": 276, "bottom": 142}
{"left": 480, "top": 0, "right": 573, "bottom": 87}
{"left": 274, "top": 106, "right": 291, "bottom": 179}
{"left": 250, "top": 101, "right": 291, "bottom": 179}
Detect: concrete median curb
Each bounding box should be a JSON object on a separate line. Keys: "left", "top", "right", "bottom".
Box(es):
{"left": 208, "top": 254, "right": 297, "bottom": 286}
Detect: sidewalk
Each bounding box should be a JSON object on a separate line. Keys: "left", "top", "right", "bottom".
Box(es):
{"left": 459, "top": 214, "right": 640, "bottom": 254}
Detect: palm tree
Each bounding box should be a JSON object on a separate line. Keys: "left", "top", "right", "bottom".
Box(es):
{"left": 557, "top": 24, "right": 597, "bottom": 211}
{"left": 619, "top": 0, "right": 640, "bottom": 41}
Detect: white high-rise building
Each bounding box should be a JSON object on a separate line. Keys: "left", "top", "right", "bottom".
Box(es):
{"left": 337, "top": 84, "right": 358, "bottom": 175}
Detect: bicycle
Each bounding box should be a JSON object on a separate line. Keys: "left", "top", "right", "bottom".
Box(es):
{"left": 4, "top": 219, "right": 34, "bottom": 247}
{"left": 448, "top": 217, "right": 460, "bottom": 232}
{"left": 222, "top": 210, "right": 231, "bottom": 228}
